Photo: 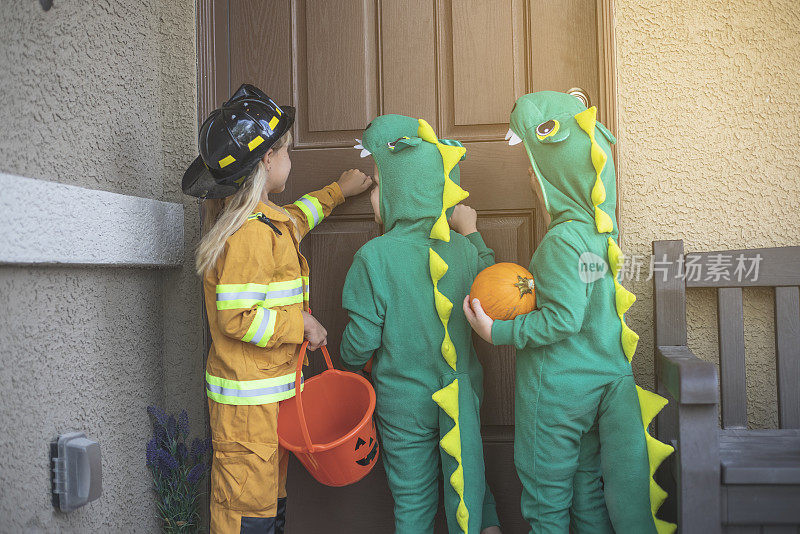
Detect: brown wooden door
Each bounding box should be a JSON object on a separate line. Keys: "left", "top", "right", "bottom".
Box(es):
{"left": 198, "top": 1, "right": 614, "bottom": 531}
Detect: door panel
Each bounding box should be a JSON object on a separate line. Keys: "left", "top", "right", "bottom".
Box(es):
{"left": 380, "top": 0, "right": 437, "bottom": 121}
{"left": 457, "top": 141, "right": 536, "bottom": 213}
{"left": 228, "top": 1, "right": 292, "bottom": 104}
{"left": 294, "top": 0, "right": 378, "bottom": 144}
{"left": 202, "top": 1, "right": 610, "bottom": 531}
{"left": 530, "top": 0, "right": 601, "bottom": 114}
{"left": 442, "top": 0, "right": 527, "bottom": 138}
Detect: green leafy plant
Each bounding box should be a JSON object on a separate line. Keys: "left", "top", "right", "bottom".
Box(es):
{"left": 146, "top": 406, "right": 211, "bottom": 533}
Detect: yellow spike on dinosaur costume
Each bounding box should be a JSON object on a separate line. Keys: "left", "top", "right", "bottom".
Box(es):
{"left": 432, "top": 378, "right": 469, "bottom": 532}
{"left": 639, "top": 387, "right": 676, "bottom": 532}
{"left": 418, "top": 119, "right": 469, "bottom": 243}
{"left": 424, "top": 118, "right": 470, "bottom": 532}
{"left": 576, "top": 109, "right": 675, "bottom": 533}
{"left": 608, "top": 237, "right": 624, "bottom": 276}
{"left": 575, "top": 107, "right": 614, "bottom": 235}
{"left": 432, "top": 378, "right": 459, "bottom": 423}
{"left": 430, "top": 249, "right": 457, "bottom": 370}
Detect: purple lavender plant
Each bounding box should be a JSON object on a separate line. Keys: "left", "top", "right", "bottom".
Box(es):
{"left": 146, "top": 406, "right": 211, "bottom": 533}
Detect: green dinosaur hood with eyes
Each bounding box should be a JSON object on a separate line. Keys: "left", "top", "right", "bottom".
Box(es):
{"left": 509, "top": 91, "right": 618, "bottom": 236}
{"left": 506, "top": 92, "right": 676, "bottom": 534}
{"left": 361, "top": 114, "right": 467, "bottom": 238}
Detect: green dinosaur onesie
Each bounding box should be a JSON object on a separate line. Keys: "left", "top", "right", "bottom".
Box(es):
{"left": 494, "top": 91, "right": 676, "bottom": 533}
{"left": 340, "top": 114, "right": 499, "bottom": 533}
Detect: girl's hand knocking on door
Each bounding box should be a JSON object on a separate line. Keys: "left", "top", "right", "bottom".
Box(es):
{"left": 337, "top": 169, "right": 372, "bottom": 198}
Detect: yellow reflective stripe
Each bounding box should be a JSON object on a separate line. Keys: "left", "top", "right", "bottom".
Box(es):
{"left": 216, "top": 279, "right": 306, "bottom": 310}
{"left": 248, "top": 135, "right": 264, "bottom": 151}
{"left": 269, "top": 116, "right": 279, "bottom": 130}
{"left": 302, "top": 276, "right": 310, "bottom": 302}
{"left": 206, "top": 370, "right": 296, "bottom": 390}
{"left": 206, "top": 386, "right": 302, "bottom": 405}
{"left": 205, "top": 371, "right": 304, "bottom": 405}
{"left": 303, "top": 194, "right": 325, "bottom": 224}
{"left": 267, "top": 279, "right": 303, "bottom": 291}
{"left": 264, "top": 278, "right": 304, "bottom": 307}
{"left": 293, "top": 198, "right": 315, "bottom": 229}
{"left": 216, "top": 283, "right": 268, "bottom": 294}
{"left": 242, "top": 307, "right": 264, "bottom": 343}
{"left": 216, "top": 283, "right": 268, "bottom": 309}
{"left": 219, "top": 155, "right": 236, "bottom": 168}
{"left": 253, "top": 309, "right": 277, "bottom": 348}
{"left": 240, "top": 307, "right": 276, "bottom": 347}
{"left": 217, "top": 298, "right": 262, "bottom": 310}
{"left": 263, "top": 294, "right": 303, "bottom": 307}
{"left": 303, "top": 194, "right": 324, "bottom": 217}
{"left": 293, "top": 194, "right": 325, "bottom": 230}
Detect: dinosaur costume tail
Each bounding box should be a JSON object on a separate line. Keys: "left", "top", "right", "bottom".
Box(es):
{"left": 575, "top": 107, "right": 676, "bottom": 534}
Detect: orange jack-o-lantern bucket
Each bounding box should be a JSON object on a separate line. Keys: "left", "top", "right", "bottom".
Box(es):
{"left": 278, "top": 341, "right": 379, "bottom": 486}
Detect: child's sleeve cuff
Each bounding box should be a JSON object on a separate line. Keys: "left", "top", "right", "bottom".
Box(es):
{"left": 491, "top": 319, "right": 514, "bottom": 346}
{"left": 329, "top": 181, "right": 345, "bottom": 207}
{"left": 465, "top": 231, "right": 485, "bottom": 246}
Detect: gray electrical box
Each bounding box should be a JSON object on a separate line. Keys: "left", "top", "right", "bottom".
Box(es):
{"left": 51, "top": 432, "right": 102, "bottom": 512}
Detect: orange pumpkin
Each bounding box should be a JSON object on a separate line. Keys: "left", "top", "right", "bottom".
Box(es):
{"left": 470, "top": 263, "right": 536, "bottom": 320}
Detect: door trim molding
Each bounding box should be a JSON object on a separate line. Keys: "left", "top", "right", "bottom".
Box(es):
{"left": 597, "top": 0, "right": 622, "bottom": 239}
{"left": 196, "top": 0, "right": 229, "bottom": 125}
{"left": 598, "top": 0, "right": 618, "bottom": 146}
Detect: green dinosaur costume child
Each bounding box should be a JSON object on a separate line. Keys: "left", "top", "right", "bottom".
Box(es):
{"left": 489, "top": 91, "right": 676, "bottom": 533}
{"left": 340, "top": 114, "right": 500, "bottom": 534}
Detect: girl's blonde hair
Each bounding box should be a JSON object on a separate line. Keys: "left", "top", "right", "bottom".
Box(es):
{"left": 195, "top": 131, "right": 292, "bottom": 276}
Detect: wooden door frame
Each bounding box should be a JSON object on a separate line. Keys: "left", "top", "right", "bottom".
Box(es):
{"left": 595, "top": 0, "right": 622, "bottom": 238}
{"left": 195, "top": 0, "right": 622, "bottom": 228}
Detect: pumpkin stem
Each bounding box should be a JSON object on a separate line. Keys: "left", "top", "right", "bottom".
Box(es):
{"left": 514, "top": 275, "right": 534, "bottom": 297}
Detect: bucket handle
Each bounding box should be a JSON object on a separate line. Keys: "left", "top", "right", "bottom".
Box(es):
{"left": 294, "top": 340, "right": 334, "bottom": 453}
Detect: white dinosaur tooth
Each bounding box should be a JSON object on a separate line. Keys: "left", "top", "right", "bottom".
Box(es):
{"left": 354, "top": 144, "right": 364, "bottom": 150}
{"left": 360, "top": 148, "right": 371, "bottom": 158}
{"left": 353, "top": 138, "right": 364, "bottom": 150}
{"left": 508, "top": 131, "right": 523, "bottom": 145}
{"left": 505, "top": 128, "right": 514, "bottom": 141}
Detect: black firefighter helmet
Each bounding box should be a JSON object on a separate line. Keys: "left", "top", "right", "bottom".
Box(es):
{"left": 182, "top": 84, "right": 295, "bottom": 198}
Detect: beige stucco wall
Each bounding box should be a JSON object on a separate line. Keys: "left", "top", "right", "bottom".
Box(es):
{"left": 0, "top": 1, "right": 200, "bottom": 531}
{"left": 615, "top": 0, "right": 800, "bottom": 428}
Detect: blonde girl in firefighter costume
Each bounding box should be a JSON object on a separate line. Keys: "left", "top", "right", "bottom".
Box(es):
{"left": 340, "top": 114, "right": 501, "bottom": 534}
{"left": 464, "top": 91, "right": 676, "bottom": 533}
{"left": 183, "top": 84, "right": 371, "bottom": 534}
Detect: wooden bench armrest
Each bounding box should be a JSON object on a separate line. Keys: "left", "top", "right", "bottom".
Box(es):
{"left": 657, "top": 345, "right": 719, "bottom": 405}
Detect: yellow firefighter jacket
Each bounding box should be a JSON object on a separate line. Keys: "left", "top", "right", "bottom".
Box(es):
{"left": 203, "top": 182, "right": 344, "bottom": 405}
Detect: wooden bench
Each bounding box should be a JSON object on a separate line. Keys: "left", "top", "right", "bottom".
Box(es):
{"left": 652, "top": 240, "right": 800, "bottom": 534}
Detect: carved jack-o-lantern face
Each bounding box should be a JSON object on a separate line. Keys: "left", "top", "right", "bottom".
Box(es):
{"left": 354, "top": 433, "right": 378, "bottom": 467}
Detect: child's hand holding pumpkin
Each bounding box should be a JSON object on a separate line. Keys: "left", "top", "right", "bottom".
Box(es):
{"left": 337, "top": 169, "right": 372, "bottom": 198}
{"left": 449, "top": 204, "right": 478, "bottom": 236}
{"left": 463, "top": 296, "right": 493, "bottom": 344}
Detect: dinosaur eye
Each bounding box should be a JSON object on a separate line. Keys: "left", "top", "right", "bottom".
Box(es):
{"left": 387, "top": 136, "right": 409, "bottom": 149}
{"left": 536, "top": 119, "right": 559, "bottom": 140}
